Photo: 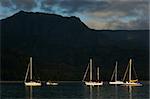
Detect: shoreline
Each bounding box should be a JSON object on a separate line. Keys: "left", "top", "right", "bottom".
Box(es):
{"left": 0, "top": 80, "right": 149, "bottom": 83}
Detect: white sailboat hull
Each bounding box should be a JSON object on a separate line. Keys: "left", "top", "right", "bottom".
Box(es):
{"left": 25, "top": 81, "right": 41, "bottom": 86}
{"left": 85, "top": 81, "right": 103, "bottom": 86}
{"left": 24, "top": 57, "right": 42, "bottom": 87}
{"left": 83, "top": 58, "right": 103, "bottom": 86}
{"left": 46, "top": 82, "right": 58, "bottom": 85}
{"left": 122, "top": 59, "right": 142, "bottom": 87}
{"left": 122, "top": 82, "right": 142, "bottom": 86}
{"left": 109, "top": 81, "right": 124, "bottom": 85}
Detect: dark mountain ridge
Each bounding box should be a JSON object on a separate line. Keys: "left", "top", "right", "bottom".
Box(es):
{"left": 1, "top": 11, "right": 149, "bottom": 81}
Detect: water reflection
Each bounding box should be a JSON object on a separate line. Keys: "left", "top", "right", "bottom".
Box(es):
{"left": 128, "top": 86, "right": 132, "bottom": 99}
{"left": 89, "top": 86, "right": 93, "bottom": 99}
{"left": 85, "top": 86, "right": 102, "bottom": 99}
{"left": 115, "top": 85, "right": 118, "bottom": 99}
{"left": 122, "top": 85, "right": 133, "bottom": 99}
{"left": 97, "top": 86, "right": 100, "bottom": 99}
{"left": 25, "top": 86, "right": 33, "bottom": 99}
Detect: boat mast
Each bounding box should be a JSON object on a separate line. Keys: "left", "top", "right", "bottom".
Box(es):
{"left": 90, "top": 58, "right": 92, "bottom": 81}
{"left": 82, "top": 64, "right": 89, "bottom": 82}
{"left": 122, "top": 61, "right": 129, "bottom": 81}
{"left": 115, "top": 61, "right": 118, "bottom": 82}
{"left": 110, "top": 66, "right": 115, "bottom": 81}
{"left": 129, "top": 59, "right": 132, "bottom": 82}
{"left": 97, "top": 67, "right": 99, "bottom": 81}
{"left": 30, "top": 57, "right": 32, "bottom": 81}
{"left": 24, "top": 64, "right": 30, "bottom": 82}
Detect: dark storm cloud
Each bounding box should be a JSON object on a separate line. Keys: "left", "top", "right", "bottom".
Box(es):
{"left": 40, "top": 0, "right": 148, "bottom": 14}
{"left": 42, "top": 0, "right": 148, "bottom": 30}
{"left": 13, "top": 0, "right": 37, "bottom": 10}
{"left": 0, "top": 0, "right": 37, "bottom": 10}
{"left": 41, "top": 0, "right": 109, "bottom": 13}
{"left": 104, "top": 17, "right": 149, "bottom": 30}
{"left": 128, "top": 17, "right": 149, "bottom": 30}
{"left": 0, "top": 0, "right": 13, "bottom": 7}
{"left": 0, "top": 0, "right": 148, "bottom": 29}
{"left": 40, "top": 0, "right": 56, "bottom": 13}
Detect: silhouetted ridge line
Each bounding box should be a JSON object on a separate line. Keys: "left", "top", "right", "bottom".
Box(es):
{"left": 1, "top": 11, "right": 149, "bottom": 81}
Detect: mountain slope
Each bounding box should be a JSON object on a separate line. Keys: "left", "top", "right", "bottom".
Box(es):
{"left": 1, "top": 11, "right": 149, "bottom": 81}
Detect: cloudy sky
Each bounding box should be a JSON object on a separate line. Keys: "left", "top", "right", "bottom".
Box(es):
{"left": 0, "top": 0, "right": 149, "bottom": 30}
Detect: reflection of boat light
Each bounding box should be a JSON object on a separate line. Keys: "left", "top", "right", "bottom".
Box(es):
{"left": 122, "top": 59, "right": 142, "bottom": 86}
{"left": 25, "top": 86, "right": 33, "bottom": 99}
{"left": 129, "top": 86, "right": 132, "bottom": 99}
{"left": 109, "top": 61, "right": 124, "bottom": 85}
{"left": 83, "top": 58, "right": 103, "bottom": 86}
{"left": 24, "top": 57, "right": 41, "bottom": 86}
{"left": 115, "top": 86, "right": 118, "bottom": 99}
{"left": 29, "top": 86, "right": 33, "bottom": 99}
{"left": 90, "top": 86, "right": 93, "bottom": 99}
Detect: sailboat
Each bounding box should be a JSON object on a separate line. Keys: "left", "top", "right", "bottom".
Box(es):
{"left": 83, "top": 58, "right": 103, "bottom": 86}
{"left": 46, "top": 80, "right": 58, "bottom": 85}
{"left": 24, "top": 57, "right": 42, "bottom": 86}
{"left": 109, "top": 61, "right": 124, "bottom": 85}
{"left": 122, "top": 59, "right": 142, "bottom": 86}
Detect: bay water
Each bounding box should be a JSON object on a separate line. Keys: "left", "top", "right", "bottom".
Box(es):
{"left": 1, "top": 81, "right": 149, "bottom": 99}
